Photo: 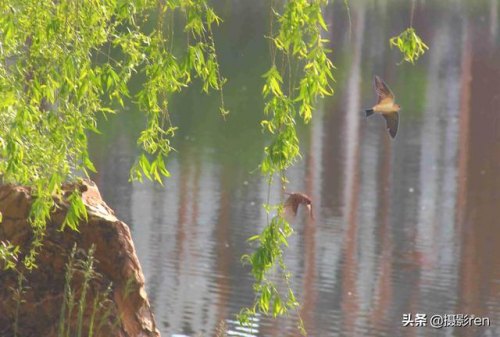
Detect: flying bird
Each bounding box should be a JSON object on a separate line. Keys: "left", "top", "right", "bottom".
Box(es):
{"left": 365, "top": 75, "right": 400, "bottom": 138}
{"left": 284, "top": 192, "right": 314, "bottom": 222}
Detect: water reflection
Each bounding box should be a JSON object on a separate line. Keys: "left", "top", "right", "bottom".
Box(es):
{"left": 90, "top": 1, "right": 500, "bottom": 336}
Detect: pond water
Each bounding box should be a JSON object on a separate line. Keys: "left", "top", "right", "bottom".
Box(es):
{"left": 90, "top": 1, "right": 500, "bottom": 336}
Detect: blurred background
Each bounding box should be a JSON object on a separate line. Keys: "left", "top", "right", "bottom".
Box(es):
{"left": 89, "top": 1, "right": 500, "bottom": 336}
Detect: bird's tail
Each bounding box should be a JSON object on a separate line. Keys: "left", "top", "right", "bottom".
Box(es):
{"left": 365, "top": 109, "right": 374, "bottom": 117}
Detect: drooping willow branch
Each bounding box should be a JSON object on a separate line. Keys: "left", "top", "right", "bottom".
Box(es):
{"left": 240, "top": 0, "right": 333, "bottom": 332}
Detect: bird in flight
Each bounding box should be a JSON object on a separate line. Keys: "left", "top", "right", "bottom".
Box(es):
{"left": 284, "top": 192, "right": 314, "bottom": 222}
{"left": 365, "top": 75, "right": 400, "bottom": 138}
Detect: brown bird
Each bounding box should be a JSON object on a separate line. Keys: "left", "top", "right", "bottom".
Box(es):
{"left": 365, "top": 75, "right": 400, "bottom": 138}
{"left": 284, "top": 192, "right": 314, "bottom": 222}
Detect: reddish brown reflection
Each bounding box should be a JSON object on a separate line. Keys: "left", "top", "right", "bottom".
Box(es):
{"left": 458, "top": 19, "right": 500, "bottom": 333}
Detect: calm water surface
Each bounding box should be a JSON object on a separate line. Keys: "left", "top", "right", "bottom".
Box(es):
{"left": 90, "top": 1, "right": 500, "bottom": 336}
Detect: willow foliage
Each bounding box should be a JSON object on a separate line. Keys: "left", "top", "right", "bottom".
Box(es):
{"left": 240, "top": 0, "right": 333, "bottom": 331}
{"left": 0, "top": 0, "right": 225, "bottom": 268}
{"left": 261, "top": 0, "right": 333, "bottom": 177}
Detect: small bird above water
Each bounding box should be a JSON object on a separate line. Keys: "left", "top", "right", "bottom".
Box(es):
{"left": 365, "top": 75, "right": 400, "bottom": 138}
{"left": 284, "top": 192, "right": 314, "bottom": 222}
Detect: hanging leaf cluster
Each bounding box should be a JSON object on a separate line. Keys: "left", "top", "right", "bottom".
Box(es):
{"left": 240, "top": 209, "right": 298, "bottom": 323}
{"left": 390, "top": 27, "right": 429, "bottom": 64}
{"left": 261, "top": 0, "right": 334, "bottom": 177}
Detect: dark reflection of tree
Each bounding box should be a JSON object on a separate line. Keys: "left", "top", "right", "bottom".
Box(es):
{"left": 321, "top": 96, "right": 345, "bottom": 215}
{"left": 456, "top": 20, "right": 471, "bottom": 243}
{"left": 91, "top": 127, "right": 135, "bottom": 224}
{"left": 458, "top": 16, "right": 500, "bottom": 336}
{"left": 175, "top": 154, "right": 190, "bottom": 278}
{"left": 368, "top": 132, "right": 395, "bottom": 335}
{"left": 320, "top": 0, "right": 358, "bottom": 217}
{"left": 339, "top": 5, "right": 365, "bottom": 336}
{"left": 212, "top": 165, "right": 231, "bottom": 326}
{"left": 298, "top": 96, "right": 320, "bottom": 337}
{"left": 489, "top": 0, "right": 498, "bottom": 44}
{"left": 143, "top": 178, "right": 169, "bottom": 310}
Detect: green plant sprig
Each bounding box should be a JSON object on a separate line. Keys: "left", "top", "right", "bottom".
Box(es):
{"left": 240, "top": 208, "right": 298, "bottom": 319}
{"left": 0, "top": 241, "right": 20, "bottom": 270}
{"left": 389, "top": 27, "right": 429, "bottom": 64}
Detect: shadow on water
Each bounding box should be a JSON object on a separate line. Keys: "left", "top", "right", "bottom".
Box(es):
{"left": 89, "top": 1, "right": 500, "bottom": 336}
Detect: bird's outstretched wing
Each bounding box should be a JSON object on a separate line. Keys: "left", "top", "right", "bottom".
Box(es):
{"left": 374, "top": 75, "right": 395, "bottom": 104}
{"left": 383, "top": 112, "right": 399, "bottom": 138}
{"left": 284, "top": 192, "right": 314, "bottom": 220}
